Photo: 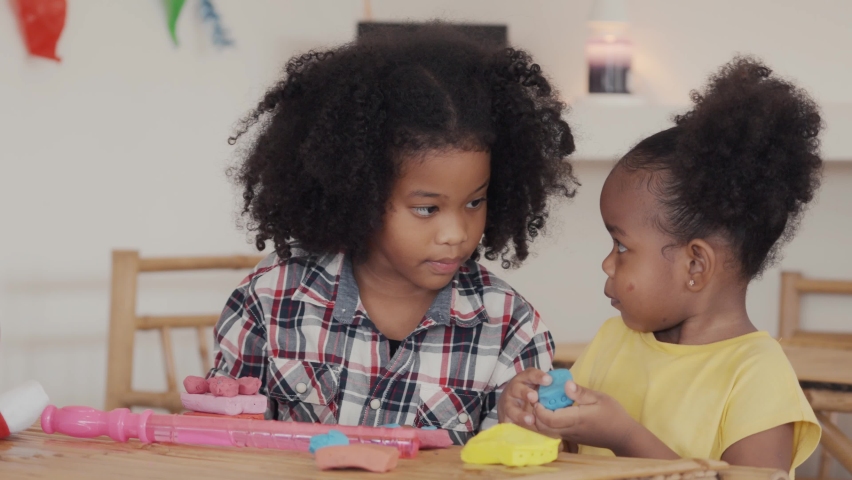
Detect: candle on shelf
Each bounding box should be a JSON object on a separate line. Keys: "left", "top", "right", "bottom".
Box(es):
{"left": 587, "top": 0, "right": 632, "bottom": 94}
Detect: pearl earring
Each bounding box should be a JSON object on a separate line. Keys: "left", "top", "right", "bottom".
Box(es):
{"left": 688, "top": 280, "right": 695, "bottom": 287}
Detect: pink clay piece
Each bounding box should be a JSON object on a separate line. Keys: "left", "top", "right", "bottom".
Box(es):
{"left": 314, "top": 444, "right": 400, "bottom": 473}
{"left": 183, "top": 376, "right": 209, "bottom": 394}
{"left": 237, "top": 377, "right": 261, "bottom": 395}
{"left": 208, "top": 377, "right": 239, "bottom": 397}
{"left": 180, "top": 393, "right": 267, "bottom": 416}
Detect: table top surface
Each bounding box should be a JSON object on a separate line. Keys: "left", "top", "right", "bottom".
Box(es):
{"left": 553, "top": 342, "right": 852, "bottom": 387}
{"left": 1, "top": 426, "right": 787, "bottom": 480}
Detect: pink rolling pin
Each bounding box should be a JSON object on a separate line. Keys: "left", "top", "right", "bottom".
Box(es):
{"left": 41, "top": 405, "right": 421, "bottom": 458}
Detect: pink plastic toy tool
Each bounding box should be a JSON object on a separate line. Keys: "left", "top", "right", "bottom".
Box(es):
{"left": 40, "top": 405, "right": 420, "bottom": 458}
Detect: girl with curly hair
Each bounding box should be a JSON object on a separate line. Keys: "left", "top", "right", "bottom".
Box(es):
{"left": 502, "top": 57, "right": 822, "bottom": 471}
{"left": 209, "top": 23, "right": 578, "bottom": 444}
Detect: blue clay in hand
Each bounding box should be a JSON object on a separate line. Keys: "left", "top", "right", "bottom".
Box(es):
{"left": 538, "top": 369, "right": 574, "bottom": 410}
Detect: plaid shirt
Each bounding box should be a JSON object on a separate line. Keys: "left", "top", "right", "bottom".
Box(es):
{"left": 210, "top": 252, "right": 554, "bottom": 445}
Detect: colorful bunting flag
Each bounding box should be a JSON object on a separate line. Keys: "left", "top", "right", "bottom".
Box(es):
{"left": 199, "top": 0, "right": 234, "bottom": 48}
{"left": 12, "top": 0, "right": 236, "bottom": 62}
{"left": 12, "top": 0, "right": 67, "bottom": 61}
{"left": 164, "top": 0, "right": 186, "bottom": 45}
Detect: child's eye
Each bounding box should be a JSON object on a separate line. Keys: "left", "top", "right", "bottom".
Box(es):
{"left": 466, "top": 197, "right": 486, "bottom": 209}
{"left": 413, "top": 206, "right": 438, "bottom": 217}
{"left": 616, "top": 240, "right": 627, "bottom": 253}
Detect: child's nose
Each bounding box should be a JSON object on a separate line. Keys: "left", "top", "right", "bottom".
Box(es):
{"left": 436, "top": 214, "right": 468, "bottom": 246}
{"left": 602, "top": 250, "right": 616, "bottom": 277}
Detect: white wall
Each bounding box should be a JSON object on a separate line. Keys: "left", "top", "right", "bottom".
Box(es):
{"left": 1, "top": 1, "right": 851, "bottom": 476}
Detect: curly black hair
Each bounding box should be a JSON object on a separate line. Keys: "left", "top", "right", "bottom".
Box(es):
{"left": 227, "top": 23, "right": 577, "bottom": 268}
{"left": 619, "top": 56, "right": 823, "bottom": 279}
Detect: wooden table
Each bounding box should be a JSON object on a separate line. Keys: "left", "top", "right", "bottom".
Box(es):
{"left": 1, "top": 425, "right": 788, "bottom": 480}
{"left": 552, "top": 343, "right": 588, "bottom": 368}
{"left": 782, "top": 344, "right": 852, "bottom": 474}
{"left": 781, "top": 345, "right": 852, "bottom": 387}
{"left": 553, "top": 342, "right": 852, "bottom": 475}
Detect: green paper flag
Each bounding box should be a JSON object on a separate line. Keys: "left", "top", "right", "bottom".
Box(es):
{"left": 164, "top": 0, "right": 186, "bottom": 45}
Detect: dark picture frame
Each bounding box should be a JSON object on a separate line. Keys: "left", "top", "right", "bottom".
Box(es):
{"left": 357, "top": 22, "right": 508, "bottom": 48}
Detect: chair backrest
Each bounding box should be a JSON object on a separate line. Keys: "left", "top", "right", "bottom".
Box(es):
{"left": 104, "top": 250, "right": 265, "bottom": 412}
{"left": 779, "top": 271, "right": 852, "bottom": 349}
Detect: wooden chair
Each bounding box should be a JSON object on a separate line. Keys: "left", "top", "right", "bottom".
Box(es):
{"left": 104, "top": 250, "right": 265, "bottom": 413}
{"left": 779, "top": 271, "right": 852, "bottom": 478}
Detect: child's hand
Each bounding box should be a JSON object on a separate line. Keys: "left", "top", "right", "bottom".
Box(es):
{"left": 533, "top": 380, "right": 639, "bottom": 452}
{"left": 497, "top": 368, "right": 552, "bottom": 429}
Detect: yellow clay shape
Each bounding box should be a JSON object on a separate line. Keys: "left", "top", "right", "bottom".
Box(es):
{"left": 460, "top": 423, "right": 560, "bottom": 467}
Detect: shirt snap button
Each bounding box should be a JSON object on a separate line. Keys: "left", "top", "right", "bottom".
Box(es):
{"left": 457, "top": 413, "right": 469, "bottom": 424}
{"left": 295, "top": 382, "right": 308, "bottom": 394}
{"left": 370, "top": 399, "right": 381, "bottom": 410}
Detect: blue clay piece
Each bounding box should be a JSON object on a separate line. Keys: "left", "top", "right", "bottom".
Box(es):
{"left": 309, "top": 429, "right": 350, "bottom": 454}
{"left": 420, "top": 426, "right": 438, "bottom": 430}
{"left": 538, "top": 369, "right": 574, "bottom": 410}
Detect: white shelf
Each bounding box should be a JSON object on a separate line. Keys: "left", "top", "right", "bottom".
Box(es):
{"left": 565, "top": 96, "right": 852, "bottom": 163}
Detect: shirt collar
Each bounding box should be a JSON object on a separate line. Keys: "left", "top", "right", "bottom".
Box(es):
{"left": 324, "top": 254, "right": 485, "bottom": 328}
{"left": 330, "top": 254, "right": 360, "bottom": 325}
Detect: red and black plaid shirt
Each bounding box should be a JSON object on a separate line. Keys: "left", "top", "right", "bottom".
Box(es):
{"left": 210, "top": 252, "right": 553, "bottom": 444}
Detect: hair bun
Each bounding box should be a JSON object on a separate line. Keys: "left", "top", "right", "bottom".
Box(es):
{"left": 674, "top": 57, "right": 822, "bottom": 224}
{"left": 667, "top": 56, "right": 822, "bottom": 276}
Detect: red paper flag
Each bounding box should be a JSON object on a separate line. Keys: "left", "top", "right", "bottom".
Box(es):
{"left": 12, "top": 0, "right": 67, "bottom": 61}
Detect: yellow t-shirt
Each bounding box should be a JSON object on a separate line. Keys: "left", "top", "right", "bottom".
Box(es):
{"left": 570, "top": 317, "right": 820, "bottom": 470}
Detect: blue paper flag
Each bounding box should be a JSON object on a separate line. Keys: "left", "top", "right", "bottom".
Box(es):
{"left": 199, "top": 0, "right": 234, "bottom": 48}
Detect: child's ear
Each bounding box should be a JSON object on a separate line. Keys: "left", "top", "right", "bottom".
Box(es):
{"left": 685, "top": 239, "right": 716, "bottom": 291}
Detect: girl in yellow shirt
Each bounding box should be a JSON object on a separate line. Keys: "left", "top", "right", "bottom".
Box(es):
{"left": 498, "top": 57, "right": 822, "bottom": 473}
